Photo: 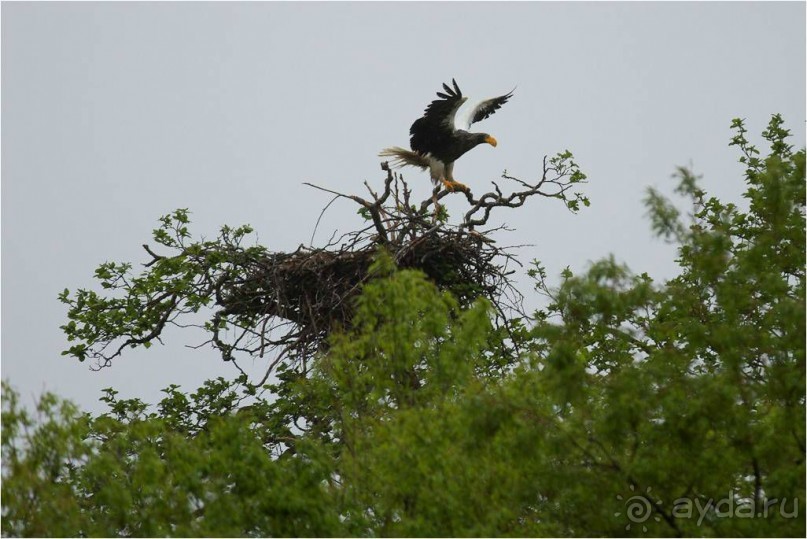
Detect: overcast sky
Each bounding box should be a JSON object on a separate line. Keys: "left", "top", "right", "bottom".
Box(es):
{"left": 2, "top": 1, "right": 805, "bottom": 414}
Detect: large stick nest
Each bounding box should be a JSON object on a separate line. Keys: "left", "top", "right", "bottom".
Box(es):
{"left": 217, "top": 218, "right": 505, "bottom": 340}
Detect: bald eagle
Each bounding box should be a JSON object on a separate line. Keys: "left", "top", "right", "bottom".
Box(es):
{"left": 380, "top": 79, "right": 514, "bottom": 192}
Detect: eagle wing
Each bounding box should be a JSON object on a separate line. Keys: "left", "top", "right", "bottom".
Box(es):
{"left": 460, "top": 88, "right": 515, "bottom": 130}
{"left": 410, "top": 79, "right": 468, "bottom": 153}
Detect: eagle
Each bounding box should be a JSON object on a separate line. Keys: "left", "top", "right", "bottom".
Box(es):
{"left": 380, "top": 79, "right": 514, "bottom": 192}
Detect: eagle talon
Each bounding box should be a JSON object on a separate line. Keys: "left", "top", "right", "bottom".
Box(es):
{"left": 442, "top": 180, "right": 469, "bottom": 193}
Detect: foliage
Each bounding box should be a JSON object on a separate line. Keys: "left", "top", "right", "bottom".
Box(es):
{"left": 2, "top": 379, "right": 341, "bottom": 537}
{"left": 57, "top": 212, "right": 268, "bottom": 367}
{"left": 2, "top": 115, "right": 804, "bottom": 537}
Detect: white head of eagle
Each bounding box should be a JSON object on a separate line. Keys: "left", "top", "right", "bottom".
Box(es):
{"left": 380, "top": 79, "right": 514, "bottom": 192}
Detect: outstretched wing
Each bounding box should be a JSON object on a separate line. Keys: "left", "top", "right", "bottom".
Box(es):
{"left": 410, "top": 79, "right": 468, "bottom": 153}
{"left": 461, "top": 88, "right": 515, "bottom": 130}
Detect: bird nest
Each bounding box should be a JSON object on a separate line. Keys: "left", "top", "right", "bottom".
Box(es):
{"left": 224, "top": 226, "right": 501, "bottom": 332}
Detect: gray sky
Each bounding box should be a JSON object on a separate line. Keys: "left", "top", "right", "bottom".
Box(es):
{"left": 2, "top": 1, "right": 805, "bottom": 414}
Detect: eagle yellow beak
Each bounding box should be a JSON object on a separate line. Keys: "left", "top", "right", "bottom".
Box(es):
{"left": 485, "top": 135, "right": 498, "bottom": 147}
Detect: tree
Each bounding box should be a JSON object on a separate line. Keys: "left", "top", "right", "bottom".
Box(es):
{"left": 2, "top": 115, "right": 804, "bottom": 537}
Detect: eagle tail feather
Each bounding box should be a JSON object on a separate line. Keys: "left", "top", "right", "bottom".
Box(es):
{"left": 378, "top": 147, "right": 431, "bottom": 170}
